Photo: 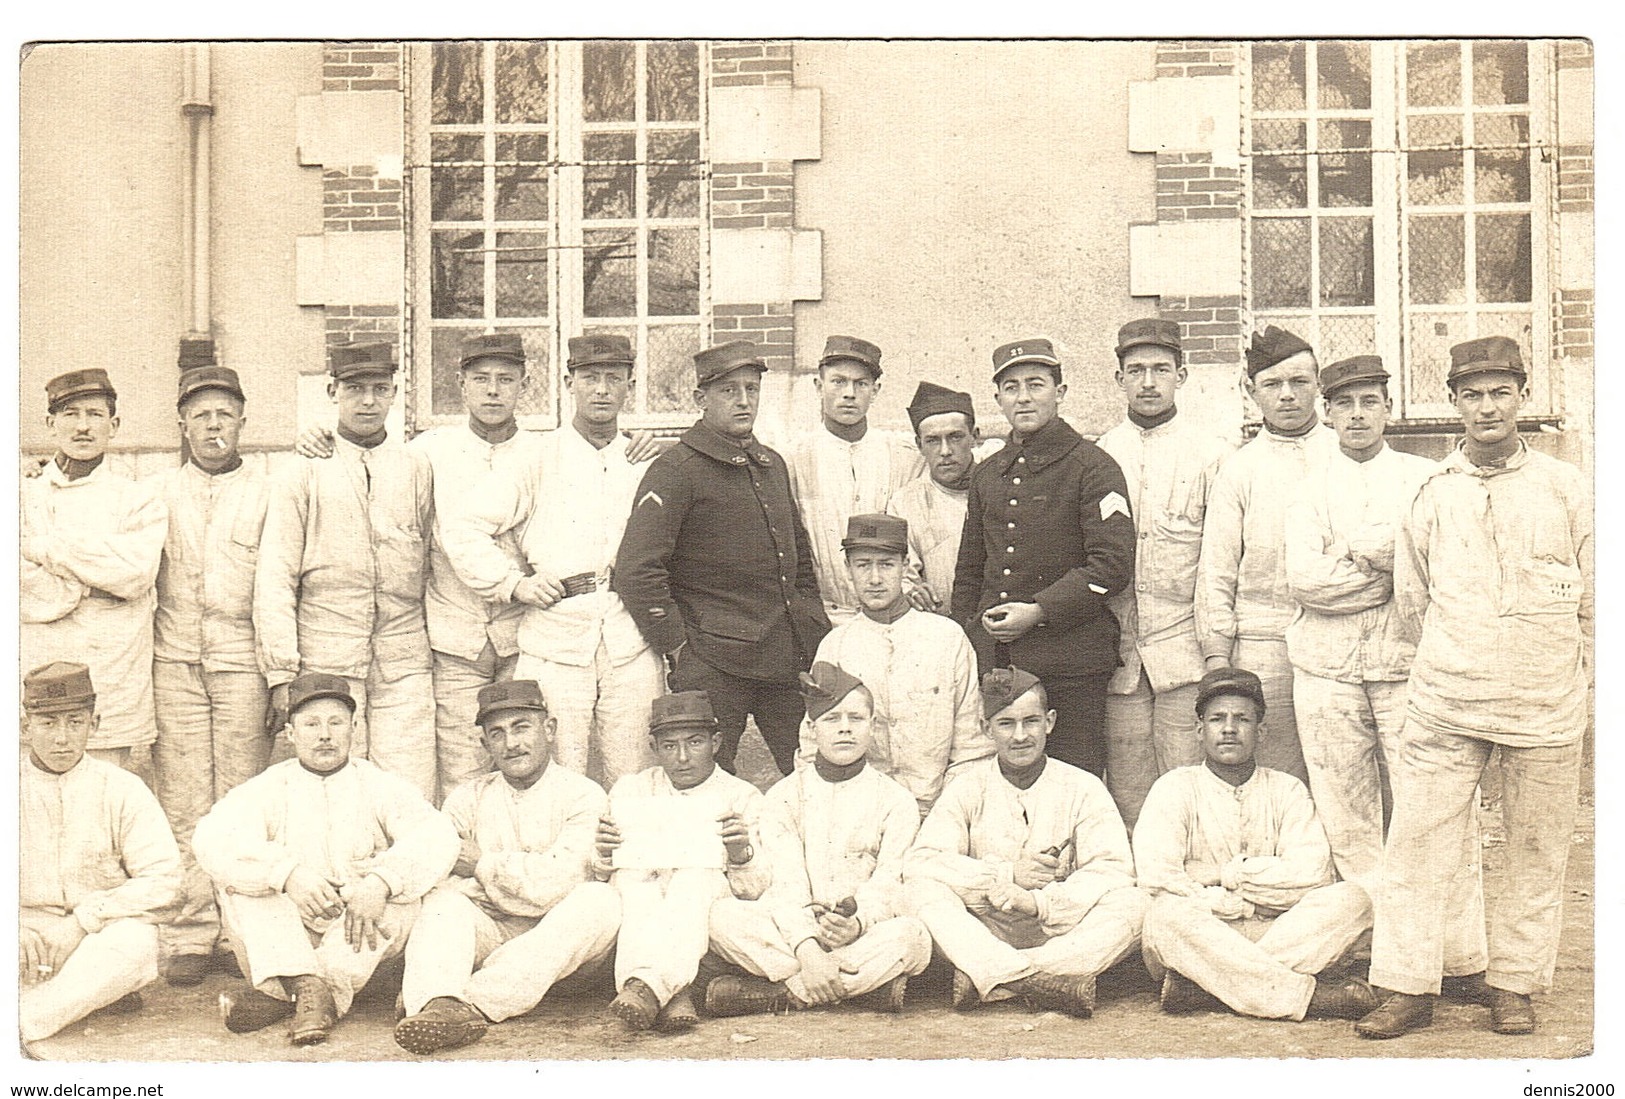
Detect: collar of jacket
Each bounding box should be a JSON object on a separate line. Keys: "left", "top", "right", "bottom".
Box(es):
{"left": 681, "top": 421, "right": 775, "bottom": 468}
{"left": 1445, "top": 436, "right": 1529, "bottom": 479}
{"left": 996, "top": 416, "right": 1083, "bottom": 475}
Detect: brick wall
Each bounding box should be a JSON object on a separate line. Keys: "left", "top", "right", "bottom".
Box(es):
{"left": 1154, "top": 153, "right": 1242, "bottom": 222}
{"left": 1557, "top": 146, "right": 1593, "bottom": 213}
{"left": 323, "top": 42, "right": 402, "bottom": 93}
{"left": 709, "top": 41, "right": 792, "bottom": 87}
{"left": 1154, "top": 41, "right": 1237, "bottom": 79}
{"left": 711, "top": 303, "right": 794, "bottom": 373}
{"left": 1556, "top": 289, "right": 1593, "bottom": 361}
{"left": 1156, "top": 296, "right": 1244, "bottom": 367}
{"left": 711, "top": 161, "right": 794, "bottom": 230}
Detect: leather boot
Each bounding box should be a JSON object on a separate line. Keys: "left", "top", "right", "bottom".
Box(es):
{"left": 1160, "top": 971, "right": 1226, "bottom": 1015}
{"left": 288, "top": 974, "right": 338, "bottom": 1046}
{"left": 657, "top": 985, "right": 700, "bottom": 1030}
{"left": 704, "top": 974, "right": 790, "bottom": 1018}
{"left": 394, "top": 996, "right": 489, "bottom": 1055}
{"left": 219, "top": 986, "right": 294, "bottom": 1034}
{"left": 1005, "top": 971, "right": 1095, "bottom": 1018}
{"left": 1306, "top": 974, "right": 1380, "bottom": 1020}
{"left": 1489, "top": 988, "right": 1536, "bottom": 1035}
{"left": 950, "top": 968, "right": 977, "bottom": 1011}
{"left": 1355, "top": 992, "right": 1434, "bottom": 1039}
{"left": 610, "top": 977, "right": 661, "bottom": 1031}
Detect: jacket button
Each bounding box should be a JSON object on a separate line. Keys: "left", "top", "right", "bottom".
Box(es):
{"left": 1006, "top": 546, "right": 1015, "bottom": 553}
{"left": 1013, "top": 477, "right": 1021, "bottom": 485}
{"left": 1140, "top": 531, "right": 1149, "bottom": 539}
{"left": 1018, "top": 456, "right": 1025, "bottom": 463}
{"left": 1007, "top": 522, "right": 1016, "bottom": 529}
{"left": 1003, "top": 568, "right": 1011, "bottom": 576}
{"left": 1009, "top": 499, "right": 1018, "bottom": 507}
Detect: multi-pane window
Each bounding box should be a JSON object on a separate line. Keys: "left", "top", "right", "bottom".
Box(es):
{"left": 409, "top": 40, "right": 707, "bottom": 430}
{"left": 1246, "top": 40, "right": 1552, "bottom": 421}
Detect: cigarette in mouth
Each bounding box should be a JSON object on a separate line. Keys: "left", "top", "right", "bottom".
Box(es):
{"left": 207, "top": 438, "right": 228, "bottom": 450}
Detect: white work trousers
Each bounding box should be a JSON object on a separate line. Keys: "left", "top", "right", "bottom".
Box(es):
{"left": 907, "top": 880, "right": 1146, "bottom": 1000}
{"left": 1371, "top": 720, "right": 1583, "bottom": 997}
{"left": 401, "top": 881, "right": 619, "bottom": 1021}
{"left": 1141, "top": 883, "right": 1372, "bottom": 1020}
{"left": 19, "top": 914, "right": 158, "bottom": 1043}
{"left": 431, "top": 643, "right": 519, "bottom": 804}
{"left": 217, "top": 890, "right": 418, "bottom": 1017}
{"left": 153, "top": 661, "right": 272, "bottom": 956}
{"left": 708, "top": 898, "right": 932, "bottom": 1002}
{"left": 1103, "top": 673, "right": 1201, "bottom": 831}
{"left": 516, "top": 641, "right": 661, "bottom": 789}
{"left": 613, "top": 868, "right": 729, "bottom": 1006}
{"left": 339, "top": 659, "right": 438, "bottom": 803}
{"left": 1233, "top": 639, "right": 1307, "bottom": 784}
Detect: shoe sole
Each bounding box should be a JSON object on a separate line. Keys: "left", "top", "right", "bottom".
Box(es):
{"left": 612, "top": 996, "right": 657, "bottom": 1031}
{"left": 219, "top": 993, "right": 293, "bottom": 1034}
{"left": 1355, "top": 1015, "right": 1432, "bottom": 1040}
{"left": 1492, "top": 1019, "right": 1536, "bottom": 1035}
{"left": 394, "top": 1017, "right": 488, "bottom": 1055}
{"left": 291, "top": 1028, "right": 330, "bottom": 1047}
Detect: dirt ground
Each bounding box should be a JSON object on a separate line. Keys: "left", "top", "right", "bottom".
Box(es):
{"left": 20, "top": 740, "right": 1597, "bottom": 1067}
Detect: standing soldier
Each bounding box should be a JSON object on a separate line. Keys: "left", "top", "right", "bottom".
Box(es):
{"left": 953, "top": 338, "right": 1136, "bottom": 776}
{"left": 255, "top": 342, "right": 438, "bottom": 799}
{"left": 21, "top": 369, "right": 168, "bottom": 780}
{"left": 1096, "top": 319, "right": 1233, "bottom": 829}
{"left": 150, "top": 364, "right": 274, "bottom": 986}
{"left": 786, "top": 336, "right": 924, "bottom": 624}
{"left": 443, "top": 334, "right": 661, "bottom": 789}
{"left": 1357, "top": 338, "right": 1592, "bottom": 1040}
{"left": 615, "top": 340, "right": 831, "bottom": 777}
{"left": 1195, "top": 326, "right": 1338, "bottom": 784}
{"left": 887, "top": 382, "right": 980, "bottom": 615}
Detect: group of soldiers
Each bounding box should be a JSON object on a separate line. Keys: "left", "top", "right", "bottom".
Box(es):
{"left": 18, "top": 315, "right": 1591, "bottom": 1054}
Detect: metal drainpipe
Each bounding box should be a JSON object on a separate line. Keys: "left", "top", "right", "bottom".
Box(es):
{"left": 178, "top": 45, "right": 215, "bottom": 465}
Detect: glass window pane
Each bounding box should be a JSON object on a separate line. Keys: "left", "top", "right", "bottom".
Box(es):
{"left": 429, "top": 327, "right": 473, "bottom": 416}
{"left": 1473, "top": 41, "right": 1529, "bottom": 105}
{"left": 1408, "top": 216, "right": 1465, "bottom": 305}
{"left": 583, "top": 41, "right": 636, "bottom": 122}
{"left": 1407, "top": 148, "right": 1464, "bottom": 206}
{"left": 1405, "top": 312, "right": 1459, "bottom": 404}
{"left": 494, "top": 231, "right": 549, "bottom": 317}
{"left": 1319, "top": 217, "right": 1375, "bottom": 307}
{"left": 648, "top": 228, "right": 699, "bottom": 316}
{"left": 647, "top": 325, "right": 701, "bottom": 412}
{"left": 1315, "top": 314, "right": 1377, "bottom": 365}
{"left": 1252, "top": 120, "right": 1307, "bottom": 209}
{"left": 1252, "top": 43, "right": 1305, "bottom": 111}
{"left": 432, "top": 41, "right": 483, "bottom": 125}
{"left": 1319, "top": 120, "right": 1372, "bottom": 208}
{"left": 1407, "top": 42, "right": 1462, "bottom": 107}
{"left": 584, "top": 133, "right": 636, "bottom": 220}
{"left": 583, "top": 229, "right": 636, "bottom": 317}
{"left": 496, "top": 328, "right": 554, "bottom": 417}
{"left": 494, "top": 41, "right": 549, "bottom": 123}
{"left": 648, "top": 130, "right": 701, "bottom": 218}
{"left": 431, "top": 135, "right": 483, "bottom": 222}
{"left": 1476, "top": 213, "right": 1531, "bottom": 303}
{"left": 1251, "top": 219, "right": 1311, "bottom": 308}
{"left": 1474, "top": 115, "right": 1530, "bottom": 203}
{"left": 495, "top": 134, "right": 549, "bottom": 221}
{"left": 1316, "top": 42, "right": 1371, "bottom": 110}
{"left": 1408, "top": 113, "right": 1462, "bottom": 148}
{"left": 647, "top": 41, "right": 699, "bottom": 122}
{"left": 432, "top": 231, "right": 484, "bottom": 319}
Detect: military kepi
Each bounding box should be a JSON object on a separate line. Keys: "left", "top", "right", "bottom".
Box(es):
{"left": 841, "top": 513, "right": 908, "bottom": 554}
{"left": 650, "top": 690, "right": 718, "bottom": 733}
{"left": 906, "top": 381, "right": 976, "bottom": 432}
{"left": 329, "top": 342, "right": 398, "bottom": 380}
{"left": 45, "top": 369, "right": 117, "bottom": 413}
{"left": 819, "top": 335, "right": 883, "bottom": 377}
{"left": 981, "top": 666, "right": 1043, "bottom": 719}
{"left": 1194, "top": 666, "right": 1267, "bottom": 717}
{"left": 23, "top": 662, "right": 96, "bottom": 714}
{"left": 1447, "top": 336, "right": 1526, "bottom": 388}
{"left": 567, "top": 333, "right": 634, "bottom": 370}
{"left": 1245, "top": 326, "right": 1314, "bottom": 378}
{"left": 475, "top": 679, "right": 548, "bottom": 726}
{"left": 992, "top": 338, "right": 1061, "bottom": 382}
{"left": 694, "top": 341, "right": 767, "bottom": 388}
{"left": 1319, "top": 355, "right": 1388, "bottom": 400}
{"left": 1115, "top": 318, "right": 1183, "bottom": 360}
{"left": 286, "top": 672, "right": 356, "bottom": 716}
{"left": 799, "top": 661, "right": 866, "bottom": 720}
{"left": 177, "top": 365, "right": 246, "bottom": 407}
{"left": 460, "top": 332, "right": 527, "bottom": 370}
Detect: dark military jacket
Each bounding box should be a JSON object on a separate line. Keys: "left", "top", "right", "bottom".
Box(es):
{"left": 614, "top": 421, "right": 830, "bottom": 683}
{"left": 951, "top": 416, "right": 1136, "bottom": 678}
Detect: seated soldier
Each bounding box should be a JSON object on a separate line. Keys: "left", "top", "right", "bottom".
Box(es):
{"left": 594, "top": 691, "right": 771, "bottom": 1032}
{"left": 1134, "top": 666, "right": 1376, "bottom": 1021}
{"left": 905, "top": 667, "right": 1146, "bottom": 1018}
{"left": 704, "top": 663, "right": 931, "bottom": 1016}
{"left": 796, "top": 514, "right": 991, "bottom": 818}
{"left": 19, "top": 663, "right": 182, "bottom": 1046}
{"left": 194, "top": 673, "right": 459, "bottom": 1046}
{"left": 395, "top": 680, "right": 621, "bottom": 1054}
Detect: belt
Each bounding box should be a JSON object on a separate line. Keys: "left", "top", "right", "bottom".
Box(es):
{"left": 560, "top": 569, "right": 612, "bottom": 599}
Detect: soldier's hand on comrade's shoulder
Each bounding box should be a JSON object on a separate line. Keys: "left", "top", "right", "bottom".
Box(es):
{"left": 294, "top": 426, "right": 337, "bottom": 460}
{"left": 285, "top": 865, "right": 344, "bottom": 923}
{"left": 905, "top": 585, "right": 940, "bottom": 612}
{"left": 513, "top": 572, "right": 566, "bottom": 609}
{"left": 1012, "top": 849, "right": 1061, "bottom": 890}
{"left": 340, "top": 874, "right": 391, "bottom": 953}
{"left": 624, "top": 430, "right": 661, "bottom": 464}
{"left": 19, "top": 456, "right": 46, "bottom": 480}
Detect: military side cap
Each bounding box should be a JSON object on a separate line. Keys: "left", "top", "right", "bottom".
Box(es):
{"left": 1194, "top": 666, "right": 1267, "bottom": 718}
{"left": 1115, "top": 318, "right": 1183, "bottom": 360}
{"left": 567, "top": 333, "right": 634, "bottom": 370}
{"left": 991, "top": 338, "right": 1061, "bottom": 381}
{"left": 650, "top": 690, "right": 718, "bottom": 734}
{"left": 1245, "top": 326, "right": 1315, "bottom": 378}
{"left": 45, "top": 369, "right": 117, "bottom": 413}
{"left": 841, "top": 512, "right": 908, "bottom": 554}
{"left": 799, "top": 662, "right": 867, "bottom": 721}
{"left": 694, "top": 341, "right": 767, "bottom": 388}
{"left": 23, "top": 662, "right": 96, "bottom": 714}
{"left": 906, "top": 381, "right": 976, "bottom": 433}
{"left": 981, "top": 666, "right": 1043, "bottom": 719}
{"left": 1319, "top": 355, "right": 1389, "bottom": 399}
{"left": 286, "top": 672, "right": 356, "bottom": 716}
{"left": 475, "top": 679, "right": 548, "bottom": 726}
{"left": 1447, "top": 336, "right": 1526, "bottom": 388}
{"left": 819, "top": 335, "right": 883, "bottom": 377}
{"left": 460, "top": 332, "right": 528, "bottom": 370}
{"left": 177, "top": 365, "right": 246, "bottom": 408}
{"left": 329, "top": 342, "right": 399, "bottom": 380}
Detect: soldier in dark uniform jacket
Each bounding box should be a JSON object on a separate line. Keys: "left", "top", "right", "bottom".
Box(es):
{"left": 952, "top": 338, "right": 1136, "bottom": 776}
{"left": 615, "top": 341, "right": 831, "bottom": 776}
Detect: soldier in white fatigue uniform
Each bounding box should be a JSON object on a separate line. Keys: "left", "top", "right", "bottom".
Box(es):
{"left": 886, "top": 381, "right": 980, "bottom": 615}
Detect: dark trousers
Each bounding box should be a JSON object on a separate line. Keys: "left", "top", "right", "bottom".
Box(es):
{"left": 1040, "top": 673, "right": 1111, "bottom": 777}
{"left": 672, "top": 654, "right": 804, "bottom": 776}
